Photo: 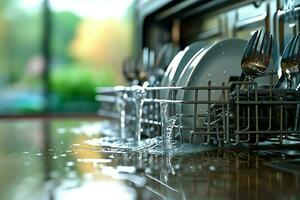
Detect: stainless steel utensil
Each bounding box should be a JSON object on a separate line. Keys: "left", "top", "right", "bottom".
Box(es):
{"left": 240, "top": 29, "right": 273, "bottom": 81}
{"left": 122, "top": 57, "right": 136, "bottom": 82}
{"left": 279, "top": 33, "right": 300, "bottom": 89}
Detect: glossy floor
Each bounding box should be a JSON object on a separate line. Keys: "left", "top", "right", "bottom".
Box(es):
{"left": 0, "top": 118, "right": 299, "bottom": 200}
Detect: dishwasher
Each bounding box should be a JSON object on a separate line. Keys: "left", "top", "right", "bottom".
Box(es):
{"left": 95, "top": 0, "right": 300, "bottom": 199}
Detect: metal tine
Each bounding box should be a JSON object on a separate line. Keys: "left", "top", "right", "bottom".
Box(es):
{"left": 297, "top": 33, "right": 300, "bottom": 60}
{"left": 259, "top": 30, "right": 268, "bottom": 55}
{"left": 266, "top": 35, "right": 272, "bottom": 65}
{"left": 242, "top": 30, "right": 258, "bottom": 60}
{"left": 291, "top": 33, "right": 300, "bottom": 60}
{"left": 252, "top": 29, "right": 262, "bottom": 53}
{"left": 294, "top": 34, "right": 300, "bottom": 73}
{"left": 282, "top": 35, "right": 296, "bottom": 60}
{"left": 292, "top": 34, "right": 299, "bottom": 60}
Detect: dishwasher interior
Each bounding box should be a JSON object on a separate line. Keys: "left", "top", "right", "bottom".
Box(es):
{"left": 96, "top": 0, "right": 300, "bottom": 147}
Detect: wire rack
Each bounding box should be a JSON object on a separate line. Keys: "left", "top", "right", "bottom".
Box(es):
{"left": 95, "top": 72, "right": 300, "bottom": 146}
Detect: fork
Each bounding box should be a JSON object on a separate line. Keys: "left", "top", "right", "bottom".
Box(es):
{"left": 278, "top": 33, "right": 300, "bottom": 132}
{"left": 276, "top": 33, "right": 300, "bottom": 89}
{"left": 235, "top": 29, "right": 272, "bottom": 144}
{"left": 240, "top": 29, "right": 273, "bottom": 82}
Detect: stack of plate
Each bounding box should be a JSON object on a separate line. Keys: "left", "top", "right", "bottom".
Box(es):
{"left": 160, "top": 41, "right": 209, "bottom": 99}
{"left": 160, "top": 38, "right": 247, "bottom": 143}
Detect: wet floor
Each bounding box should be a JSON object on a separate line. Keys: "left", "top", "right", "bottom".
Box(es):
{"left": 0, "top": 118, "right": 300, "bottom": 200}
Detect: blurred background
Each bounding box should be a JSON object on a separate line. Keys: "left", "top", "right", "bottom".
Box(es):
{"left": 0, "top": 0, "right": 134, "bottom": 115}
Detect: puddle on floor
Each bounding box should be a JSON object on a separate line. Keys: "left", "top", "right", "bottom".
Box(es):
{"left": 0, "top": 118, "right": 300, "bottom": 200}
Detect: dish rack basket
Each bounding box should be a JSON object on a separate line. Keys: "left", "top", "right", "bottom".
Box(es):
{"left": 96, "top": 72, "right": 300, "bottom": 146}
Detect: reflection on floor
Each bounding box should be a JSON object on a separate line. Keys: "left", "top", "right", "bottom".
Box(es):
{"left": 0, "top": 118, "right": 299, "bottom": 200}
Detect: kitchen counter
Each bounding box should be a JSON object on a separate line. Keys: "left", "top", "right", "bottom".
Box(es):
{"left": 0, "top": 117, "right": 300, "bottom": 200}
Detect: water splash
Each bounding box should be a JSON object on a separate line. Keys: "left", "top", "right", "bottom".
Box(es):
{"left": 85, "top": 136, "right": 161, "bottom": 153}
{"left": 160, "top": 155, "right": 175, "bottom": 184}
{"left": 116, "top": 92, "right": 128, "bottom": 139}
{"left": 160, "top": 102, "right": 178, "bottom": 152}
{"left": 84, "top": 107, "right": 214, "bottom": 155}
{"left": 85, "top": 135, "right": 215, "bottom": 156}
{"left": 132, "top": 83, "right": 148, "bottom": 143}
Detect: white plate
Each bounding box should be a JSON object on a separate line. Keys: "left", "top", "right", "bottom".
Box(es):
{"left": 156, "top": 43, "right": 179, "bottom": 72}
{"left": 176, "top": 38, "right": 247, "bottom": 143}
{"left": 160, "top": 41, "right": 208, "bottom": 99}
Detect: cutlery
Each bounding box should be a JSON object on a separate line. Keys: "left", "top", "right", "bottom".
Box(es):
{"left": 240, "top": 29, "right": 273, "bottom": 83}
{"left": 122, "top": 57, "right": 136, "bottom": 82}
{"left": 277, "top": 33, "right": 300, "bottom": 89}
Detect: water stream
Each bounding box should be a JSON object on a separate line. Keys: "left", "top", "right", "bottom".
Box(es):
{"left": 160, "top": 102, "right": 178, "bottom": 152}
{"left": 117, "top": 92, "right": 128, "bottom": 139}
{"left": 132, "top": 84, "right": 148, "bottom": 143}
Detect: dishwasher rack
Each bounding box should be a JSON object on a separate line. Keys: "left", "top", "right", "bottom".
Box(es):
{"left": 96, "top": 73, "right": 300, "bottom": 146}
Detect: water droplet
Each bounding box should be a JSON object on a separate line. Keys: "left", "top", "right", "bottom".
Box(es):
{"left": 174, "top": 164, "right": 180, "bottom": 169}
{"left": 53, "top": 156, "right": 58, "bottom": 159}
{"left": 209, "top": 165, "right": 216, "bottom": 171}
{"left": 66, "top": 161, "right": 74, "bottom": 167}
{"left": 208, "top": 73, "right": 211, "bottom": 77}
{"left": 36, "top": 153, "right": 42, "bottom": 156}
{"left": 223, "top": 70, "right": 226, "bottom": 74}
{"left": 109, "top": 154, "right": 115, "bottom": 159}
